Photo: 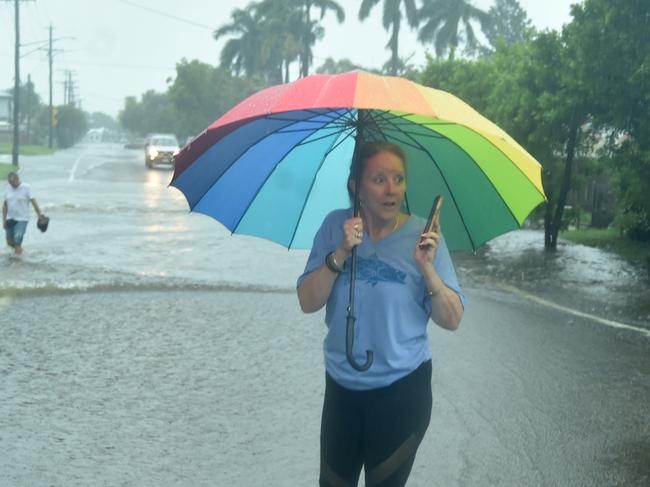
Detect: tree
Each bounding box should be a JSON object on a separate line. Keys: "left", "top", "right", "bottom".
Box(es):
{"left": 483, "top": 0, "right": 533, "bottom": 52}
{"left": 316, "top": 57, "right": 367, "bottom": 74}
{"left": 358, "top": 0, "right": 419, "bottom": 75}
{"left": 167, "top": 60, "right": 259, "bottom": 138}
{"left": 252, "top": 0, "right": 305, "bottom": 83}
{"left": 296, "top": 0, "right": 345, "bottom": 77}
{"left": 55, "top": 104, "right": 88, "bottom": 148}
{"left": 118, "top": 90, "right": 174, "bottom": 137}
{"left": 89, "top": 112, "right": 119, "bottom": 131}
{"left": 17, "top": 79, "right": 40, "bottom": 143}
{"left": 486, "top": 33, "right": 590, "bottom": 249}
{"left": 418, "top": 53, "right": 496, "bottom": 113}
{"left": 214, "top": 7, "right": 268, "bottom": 80}
{"left": 567, "top": 0, "right": 650, "bottom": 240}
{"left": 417, "top": 0, "right": 492, "bottom": 59}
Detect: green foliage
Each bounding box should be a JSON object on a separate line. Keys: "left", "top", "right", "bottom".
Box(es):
{"left": 482, "top": 0, "right": 533, "bottom": 53}
{"left": 17, "top": 78, "right": 41, "bottom": 126}
{"left": 117, "top": 61, "right": 261, "bottom": 140}
{"left": 215, "top": 0, "right": 344, "bottom": 82}
{"left": 316, "top": 58, "right": 370, "bottom": 74}
{"left": 417, "top": 0, "right": 492, "bottom": 59}
{"left": 167, "top": 60, "right": 260, "bottom": 138}
{"left": 418, "top": 54, "right": 495, "bottom": 113}
{"left": 0, "top": 163, "right": 17, "bottom": 179}
{"left": 611, "top": 143, "right": 650, "bottom": 240}
{"left": 88, "top": 112, "right": 119, "bottom": 131}
{"left": 567, "top": 0, "right": 650, "bottom": 241}
{"left": 0, "top": 145, "right": 54, "bottom": 156}
{"left": 118, "top": 91, "right": 174, "bottom": 138}
{"left": 55, "top": 105, "right": 88, "bottom": 149}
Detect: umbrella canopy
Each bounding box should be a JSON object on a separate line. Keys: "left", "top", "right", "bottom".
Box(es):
{"left": 171, "top": 71, "right": 545, "bottom": 252}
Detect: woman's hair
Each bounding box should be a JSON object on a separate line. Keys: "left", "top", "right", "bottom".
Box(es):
{"left": 347, "top": 141, "right": 406, "bottom": 202}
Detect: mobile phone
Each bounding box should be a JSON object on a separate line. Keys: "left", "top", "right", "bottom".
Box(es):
{"left": 424, "top": 195, "right": 444, "bottom": 234}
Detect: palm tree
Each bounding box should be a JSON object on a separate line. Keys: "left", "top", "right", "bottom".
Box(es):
{"left": 297, "top": 0, "right": 345, "bottom": 77}
{"left": 417, "top": 0, "right": 492, "bottom": 59}
{"left": 216, "top": 1, "right": 344, "bottom": 82}
{"left": 214, "top": 8, "right": 267, "bottom": 79}
{"left": 253, "top": 0, "right": 305, "bottom": 81}
{"left": 358, "top": 0, "right": 419, "bottom": 75}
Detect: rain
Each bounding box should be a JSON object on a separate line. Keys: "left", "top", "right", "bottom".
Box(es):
{"left": 1, "top": 1, "right": 649, "bottom": 486}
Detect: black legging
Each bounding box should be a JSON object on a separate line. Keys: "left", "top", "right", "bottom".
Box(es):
{"left": 319, "top": 360, "right": 433, "bottom": 487}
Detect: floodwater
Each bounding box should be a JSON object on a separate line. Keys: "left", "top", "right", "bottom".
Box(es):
{"left": 1, "top": 144, "right": 648, "bottom": 486}
{"left": 456, "top": 229, "right": 650, "bottom": 329}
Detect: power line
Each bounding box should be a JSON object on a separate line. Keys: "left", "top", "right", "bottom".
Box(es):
{"left": 117, "top": 0, "right": 214, "bottom": 31}
{"left": 60, "top": 59, "right": 175, "bottom": 71}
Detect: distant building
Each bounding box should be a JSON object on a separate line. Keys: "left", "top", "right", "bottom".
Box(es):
{"left": 86, "top": 127, "right": 106, "bottom": 143}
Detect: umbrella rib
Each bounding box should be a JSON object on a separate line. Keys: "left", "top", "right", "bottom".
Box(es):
{"left": 277, "top": 126, "right": 346, "bottom": 135}
{"left": 229, "top": 109, "right": 354, "bottom": 243}
{"left": 279, "top": 119, "right": 355, "bottom": 134}
{"left": 364, "top": 112, "right": 436, "bottom": 152}
{"left": 411, "top": 117, "right": 547, "bottom": 216}
{"left": 413, "top": 119, "right": 546, "bottom": 203}
{"left": 371, "top": 110, "right": 479, "bottom": 250}
{"left": 288, "top": 123, "right": 357, "bottom": 249}
{"left": 293, "top": 127, "right": 352, "bottom": 147}
{"left": 267, "top": 109, "right": 348, "bottom": 125}
{"left": 368, "top": 112, "right": 450, "bottom": 138}
{"left": 379, "top": 110, "right": 541, "bottom": 245}
{"left": 193, "top": 109, "right": 344, "bottom": 216}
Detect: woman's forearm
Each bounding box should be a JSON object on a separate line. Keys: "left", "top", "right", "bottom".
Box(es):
{"left": 297, "top": 265, "right": 339, "bottom": 313}
{"left": 421, "top": 265, "right": 463, "bottom": 330}
{"left": 429, "top": 286, "right": 463, "bottom": 330}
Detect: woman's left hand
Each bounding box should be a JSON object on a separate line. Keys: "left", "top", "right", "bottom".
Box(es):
{"left": 414, "top": 217, "right": 440, "bottom": 271}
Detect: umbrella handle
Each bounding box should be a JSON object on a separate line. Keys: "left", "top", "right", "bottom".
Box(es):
{"left": 344, "top": 123, "right": 373, "bottom": 372}
{"left": 345, "top": 313, "right": 374, "bottom": 371}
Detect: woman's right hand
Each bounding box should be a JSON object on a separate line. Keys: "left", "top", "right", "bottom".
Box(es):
{"left": 340, "top": 217, "right": 363, "bottom": 254}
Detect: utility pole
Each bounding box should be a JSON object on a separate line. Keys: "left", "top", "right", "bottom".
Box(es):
{"left": 43, "top": 25, "right": 74, "bottom": 148}
{"left": 12, "top": 0, "right": 20, "bottom": 167}
{"left": 3, "top": 0, "right": 35, "bottom": 167}
{"left": 48, "top": 24, "right": 53, "bottom": 148}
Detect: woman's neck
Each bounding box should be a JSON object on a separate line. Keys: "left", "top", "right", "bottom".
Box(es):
{"left": 362, "top": 211, "right": 402, "bottom": 241}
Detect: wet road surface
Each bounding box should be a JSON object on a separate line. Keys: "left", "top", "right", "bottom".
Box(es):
{"left": 0, "top": 144, "right": 648, "bottom": 486}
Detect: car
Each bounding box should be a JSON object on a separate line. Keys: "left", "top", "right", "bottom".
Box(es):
{"left": 144, "top": 134, "right": 180, "bottom": 169}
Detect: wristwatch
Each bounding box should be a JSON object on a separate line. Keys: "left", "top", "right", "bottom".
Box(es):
{"left": 325, "top": 251, "right": 345, "bottom": 273}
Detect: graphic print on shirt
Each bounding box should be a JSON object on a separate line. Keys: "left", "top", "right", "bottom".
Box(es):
{"left": 343, "top": 253, "right": 407, "bottom": 287}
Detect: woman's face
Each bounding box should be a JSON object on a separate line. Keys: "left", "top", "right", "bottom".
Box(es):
{"left": 358, "top": 150, "right": 406, "bottom": 223}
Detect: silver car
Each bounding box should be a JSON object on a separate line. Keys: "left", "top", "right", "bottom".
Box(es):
{"left": 144, "top": 134, "right": 180, "bottom": 169}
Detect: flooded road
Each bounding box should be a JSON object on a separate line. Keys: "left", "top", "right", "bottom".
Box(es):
{"left": 1, "top": 144, "right": 649, "bottom": 486}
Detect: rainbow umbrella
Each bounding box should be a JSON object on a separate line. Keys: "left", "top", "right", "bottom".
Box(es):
{"left": 171, "top": 71, "right": 546, "bottom": 370}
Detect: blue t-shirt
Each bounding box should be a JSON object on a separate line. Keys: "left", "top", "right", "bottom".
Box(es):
{"left": 297, "top": 208, "right": 466, "bottom": 390}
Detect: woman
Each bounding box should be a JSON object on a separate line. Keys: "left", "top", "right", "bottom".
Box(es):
{"left": 297, "top": 141, "right": 466, "bottom": 487}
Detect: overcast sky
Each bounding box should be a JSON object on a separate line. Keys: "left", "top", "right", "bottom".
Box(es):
{"left": 0, "top": 0, "right": 575, "bottom": 118}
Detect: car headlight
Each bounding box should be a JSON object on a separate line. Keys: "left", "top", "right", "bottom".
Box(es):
{"left": 148, "top": 147, "right": 159, "bottom": 158}
{"left": 173, "top": 148, "right": 180, "bottom": 156}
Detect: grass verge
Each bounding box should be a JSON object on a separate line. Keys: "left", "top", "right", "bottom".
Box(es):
{"left": 561, "top": 227, "right": 649, "bottom": 266}
{"left": 0, "top": 163, "right": 18, "bottom": 179}
{"left": 0, "top": 143, "right": 55, "bottom": 156}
